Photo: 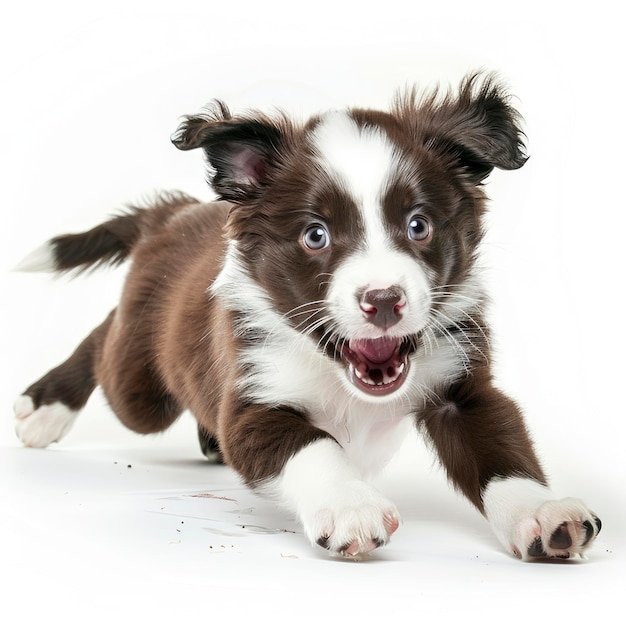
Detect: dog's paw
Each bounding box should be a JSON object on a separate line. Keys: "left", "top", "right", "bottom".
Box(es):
{"left": 304, "top": 480, "right": 400, "bottom": 558}
{"left": 484, "top": 478, "right": 601, "bottom": 561}
{"left": 14, "top": 395, "right": 77, "bottom": 448}
{"left": 270, "top": 439, "right": 400, "bottom": 558}
{"left": 513, "top": 499, "right": 602, "bottom": 560}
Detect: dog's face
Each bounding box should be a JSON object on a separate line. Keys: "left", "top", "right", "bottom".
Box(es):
{"left": 172, "top": 74, "right": 527, "bottom": 401}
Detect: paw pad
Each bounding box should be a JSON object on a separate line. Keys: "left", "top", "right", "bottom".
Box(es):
{"left": 525, "top": 512, "right": 602, "bottom": 560}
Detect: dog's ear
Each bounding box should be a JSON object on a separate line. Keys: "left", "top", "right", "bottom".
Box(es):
{"left": 402, "top": 73, "right": 528, "bottom": 183}
{"left": 171, "top": 101, "right": 284, "bottom": 201}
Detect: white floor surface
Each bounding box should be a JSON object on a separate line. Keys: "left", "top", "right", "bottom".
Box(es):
{"left": 1, "top": 397, "right": 623, "bottom": 623}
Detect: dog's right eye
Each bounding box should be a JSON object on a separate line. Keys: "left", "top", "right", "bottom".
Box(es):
{"left": 302, "top": 224, "right": 331, "bottom": 251}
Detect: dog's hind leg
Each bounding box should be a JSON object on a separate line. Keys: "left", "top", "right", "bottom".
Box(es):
{"left": 93, "top": 308, "right": 184, "bottom": 436}
{"left": 15, "top": 305, "right": 184, "bottom": 446}
{"left": 198, "top": 425, "right": 223, "bottom": 463}
{"left": 14, "top": 310, "right": 115, "bottom": 448}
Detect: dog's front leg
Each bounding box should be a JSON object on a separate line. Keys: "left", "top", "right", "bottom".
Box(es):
{"left": 220, "top": 406, "right": 400, "bottom": 557}
{"left": 269, "top": 438, "right": 401, "bottom": 557}
{"left": 419, "top": 368, "right": 601, "bottom": 560}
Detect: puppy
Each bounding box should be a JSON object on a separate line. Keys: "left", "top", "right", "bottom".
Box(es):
{"left": 14, "top": 73, "right": 601, "bottom": 560}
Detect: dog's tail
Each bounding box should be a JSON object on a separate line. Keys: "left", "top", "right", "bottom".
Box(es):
{"left": 15, "top": 192, "right": 200, "bottom": 275}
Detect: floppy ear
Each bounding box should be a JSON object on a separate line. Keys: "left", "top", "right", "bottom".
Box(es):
{"left": 171, "top": 101, "right": 284, "bottom": 201}
{"left": 404, "top": 73, "right": 528, "bottom": 183}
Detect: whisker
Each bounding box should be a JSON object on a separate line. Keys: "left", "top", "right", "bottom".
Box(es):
{"left": 421, "top": 327, "right": 436, "bottom": 358}
{"left": 428, "top": 317, "right": 471, "bottom": 373}
{"left": 430, "top": 310, "right": 488, "bottom": 365}
{"left": 431, "top": 300, "right": 490, "bottom": 346}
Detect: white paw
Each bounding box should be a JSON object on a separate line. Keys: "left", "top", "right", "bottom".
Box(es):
{"left": 14, "top": 395, "right": 77, "bottom": 448}
{"left": 267, "top": 439, "right": 400, "bottom": 558}
{"left": 305, "top": 479, "right": 400, "bottom": 557}
{"left": 511, "top": 498, "right": 601, "bottom": 560}
{"left": 484, "top": 478, "right": 601, "bottom": 560}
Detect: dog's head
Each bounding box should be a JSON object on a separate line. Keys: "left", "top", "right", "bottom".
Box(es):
{"left": 172, "top": 73, "right": 526, "bottom": 400}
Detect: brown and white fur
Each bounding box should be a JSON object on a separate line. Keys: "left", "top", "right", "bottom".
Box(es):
{"left": 14, "top": 73, "right": 601, "bottom": 560}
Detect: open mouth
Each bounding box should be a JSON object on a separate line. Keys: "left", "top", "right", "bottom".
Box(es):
{"left": 340, "top": 336, "right": 414, "bottom": 396}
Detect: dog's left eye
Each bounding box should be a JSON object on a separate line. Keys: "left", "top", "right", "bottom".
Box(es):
{"left": 302, "top": 224, "right": 331, "bottom": 251}
{"left": 407, "top": 215, "right": 432, "bottom": 242}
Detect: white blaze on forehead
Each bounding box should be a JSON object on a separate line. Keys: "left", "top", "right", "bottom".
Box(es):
{"left": 312, "top": 111, "right": 432, "bottom": 339}
{"left": 312, "top": 111, "right": 397, "bottom": 249}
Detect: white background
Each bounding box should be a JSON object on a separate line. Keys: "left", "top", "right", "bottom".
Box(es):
{"left": 1, "top": 0, "right": 624, "bottom": 623}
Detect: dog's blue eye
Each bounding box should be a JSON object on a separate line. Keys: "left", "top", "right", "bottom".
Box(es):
{"left": 407, "top": 215, "right": 432, "bottom": 242}
{"left": 302, "top": 224, "right": 330, "bottom": 251}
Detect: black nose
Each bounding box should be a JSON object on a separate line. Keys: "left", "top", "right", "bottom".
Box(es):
{"left": 359, "top": 287, "right": 406, "bottom": 329}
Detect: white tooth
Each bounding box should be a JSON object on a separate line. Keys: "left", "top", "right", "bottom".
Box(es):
{"left": 353, "top": 366, "right": 373, "bottom": 385}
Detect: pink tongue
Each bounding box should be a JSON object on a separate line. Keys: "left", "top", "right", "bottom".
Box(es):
{"left": 350, "top": 337, "right": 398, "bottom": 364}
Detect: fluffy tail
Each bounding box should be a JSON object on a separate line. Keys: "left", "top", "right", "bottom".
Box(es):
{"left": 15, "top": 192, "right": 199, "bottom": 274}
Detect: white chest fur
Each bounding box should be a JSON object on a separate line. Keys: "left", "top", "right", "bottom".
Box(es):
{"left": 236, "top": 316, "right": 462, "bottom": 477}
{"left": 213, "top": 243, "right": 466, "bottom": 478}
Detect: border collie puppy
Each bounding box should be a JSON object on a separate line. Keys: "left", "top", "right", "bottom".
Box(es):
{"left": 14, "top": 73, "right": 601, "bottom": 560}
